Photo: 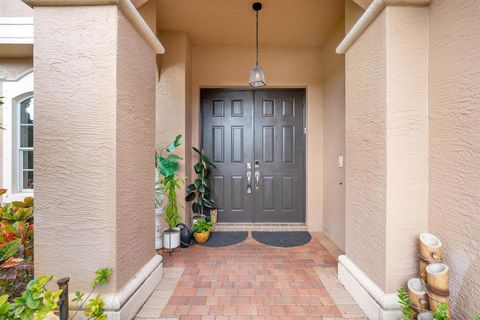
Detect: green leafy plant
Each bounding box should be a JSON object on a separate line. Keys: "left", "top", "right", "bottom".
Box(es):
{"left": 398, "top": 288, "right": 415, "bottom": 320}
{"left": 192, "top": 219, "right": 213, "bottom": 234}
{"left": 156, "top": 135, "right": 183, "bottom": 230}
{"left": 7, "top": 275, "right": 62, "bottom": 319}
{"left": 474, "top": 315, "right": 480, "bottom": 320}
{"left": 433, "top": 303, "right": 449, "bottom": 320}
{"left": 185, "top": 147, "right": 216, "bottom": 216}
{"left": 71, "top": 267, "right": 112, "bottom": 320}
{"left": 0, "top": 196, "right": 35, "bottom": 298}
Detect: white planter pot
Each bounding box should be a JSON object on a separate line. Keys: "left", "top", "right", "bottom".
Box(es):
{"left": 418, "top": 312, "right": 433, "bottom": 320}
{"left": 155, "top": 208, "right": 163, "bottom": 249}
{"left": 163, "top": 227, "right": 180, "bottom": 249}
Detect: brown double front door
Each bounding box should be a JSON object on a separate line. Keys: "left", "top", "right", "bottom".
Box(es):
{"left": 201, "top": 89, "right": 306, "bottom": 223}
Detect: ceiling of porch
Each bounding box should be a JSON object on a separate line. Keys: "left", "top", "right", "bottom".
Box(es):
{"left": 155, "top": 0, "right": 345, "bottom": 47}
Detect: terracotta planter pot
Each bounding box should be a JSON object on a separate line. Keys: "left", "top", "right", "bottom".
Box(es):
{"left": 194, "top": 230, "right": 210, "bottom": 243}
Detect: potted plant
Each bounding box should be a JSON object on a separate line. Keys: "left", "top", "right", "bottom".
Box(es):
{"left": 192, "top": 219, "right": 213, "bottom": 244}
{"left": 154, "top": 164, "right": 164, "bottom": 250}
{"left": 156, "top": 135, "right": 183, "bottom": 250}
{"left": 185, "top": 147, "right": 216, "bottom": 222}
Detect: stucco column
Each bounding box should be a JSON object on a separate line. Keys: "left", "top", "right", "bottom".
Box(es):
{"left": 26, "top": 1, "right": 164, "bottom": 318}
{"left": 336, "top": 1, "right": 430, "bottom": 319}
{"left": 156, "top": 31, "right": 192, "bottom": 225}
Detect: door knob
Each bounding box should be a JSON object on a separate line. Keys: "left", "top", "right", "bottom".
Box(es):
{"left": 255, "top": 171, "right": 260, "bottom": 190}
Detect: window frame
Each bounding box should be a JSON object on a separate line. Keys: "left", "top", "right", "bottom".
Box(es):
{"left": 2, "top": 71, "right": 34, "bottom": 202}
{"left": 17, "top": 96, "right": 34, "bottom": 193}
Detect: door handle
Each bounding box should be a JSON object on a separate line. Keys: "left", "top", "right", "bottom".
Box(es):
{"left": 255, "top": 171, "right": 260, "bottom": 190}
{"left": 246, "top": 170, "right": 251, "bottom": 184}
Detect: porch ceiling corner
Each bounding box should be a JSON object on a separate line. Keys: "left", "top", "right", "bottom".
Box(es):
{"left": 336, "top": 0, "right": 431, "bottom": 54}
{"left": 21, "top": 0, "right": 165, "bottom": 54}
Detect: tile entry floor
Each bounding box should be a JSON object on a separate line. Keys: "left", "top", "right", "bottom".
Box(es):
{"left": 136, "top": 234, "right": 366, "bottom": 320}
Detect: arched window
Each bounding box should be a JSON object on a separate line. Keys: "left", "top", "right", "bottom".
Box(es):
{"left": 2, "top": 71, "right": 34, "bottom": 201}
{"left": 18, "top": 96, "right": 34, "bottom": 191}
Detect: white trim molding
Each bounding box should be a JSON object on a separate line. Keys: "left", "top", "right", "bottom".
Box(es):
{"left": 338, "top": 255, "right": 402, "bottom": 320}
{"left": 336, "top": 0, "right": 431, "bottom": 54}
{"left": 69, "top": 255, "right": 163, "bottom": 320}
{"left": 21, "top": 0, "right": 165, "bottom": 54}
{"left": 0, "top": 17, "right": 34, "bottom": 45}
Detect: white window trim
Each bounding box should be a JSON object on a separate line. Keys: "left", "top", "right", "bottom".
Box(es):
{"left": 2, "top": 71, "right": 34, "bottom": 202}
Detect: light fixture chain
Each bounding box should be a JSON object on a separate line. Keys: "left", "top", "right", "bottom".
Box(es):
{"left": 256, "top": 9, "right": 259, "bottom": 66}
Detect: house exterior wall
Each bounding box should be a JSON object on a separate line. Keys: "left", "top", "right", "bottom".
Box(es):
{"left": 321, "top": 21, "right": 346, "bottom": 251}
{"left": 33, "top": 5, "right": 157, "bottom": 293}
{"left": 156, "top": 31, "right": 191, "bottom": 225}
{"left": 384, "top": 6, "right": 428, "bottom": 292}
{"left": 345, "top": 10, "right": 387, "bottom": 290}
{"left": 345, "top": 0, "right": 365, "bottom": 34}
{"left": 345, "top": 4, "right": 429, "bottom": 294}
{"left": 428, "top": 0, "right": 480, "bottom": 317}
{"left": 0, "top": 0, "right": 32, "bottom": 16}
{"left": 34, "top": 5, "right": 119, "bottom": 292}
{"left": 116, "top": 10, "right": 156, "bottom": 290}
{"left": 190, "top": 45, "right": 324, "bottom": 231}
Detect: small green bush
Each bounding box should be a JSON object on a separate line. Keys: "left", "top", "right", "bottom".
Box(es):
{"left": 192, "top": 219, "right": 213, "bottom": 234}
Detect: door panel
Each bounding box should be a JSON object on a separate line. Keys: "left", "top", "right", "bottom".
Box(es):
{"left": 253, "top": 90, "right": 305, "bottom": 223}
{"left": 201, "top": 89, "right": 305, "bottom": 223}
{"left": 202, "top": 90, "right": 254, "bottom": 222}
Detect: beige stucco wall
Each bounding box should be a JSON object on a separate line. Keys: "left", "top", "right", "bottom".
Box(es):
{"left": 190, "top": 45, "right": 324, "bottom": 230}
{"left": 156, "top": 31, "right": 191, "bottom": 225}
{"left": 428, "top": 0, "right": 480, "bottom": 317}
{"left": 321, "top": 21, "right": 346, "bottom": 251}
{"left": 345, "top": 6, "right": 429, "bottom": 293}
{"left": 345, "top": 10, "right": 387, "bottom": 290}
{"left": 116, "top": 10, "right": 156, "bottom": 290}
{"left": 34, "top": 5, "right": 156, "bottom": 293}
{"left": 0, "top": 0, "right": 32, "bottom": 16}
{"left": 384, "top": 6, "right": 428, "bottom": 292}
{"left": 345, "top": 0, "right": 365, "bottom": 34}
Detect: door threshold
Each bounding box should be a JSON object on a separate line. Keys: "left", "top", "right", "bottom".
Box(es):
{"left": 214, "top": 223, "right": 308, "bottom": 232}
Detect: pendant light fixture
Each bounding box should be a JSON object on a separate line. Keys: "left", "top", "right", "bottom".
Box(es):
{"left": 249, "top": 2, "right": 266, "bottom": 87}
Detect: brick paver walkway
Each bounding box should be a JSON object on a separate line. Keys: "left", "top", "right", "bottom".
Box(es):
{"left": 136, "top": 234, "right": 367, "bottom": 319}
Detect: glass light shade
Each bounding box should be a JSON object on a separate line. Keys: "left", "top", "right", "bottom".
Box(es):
{"left": 249, "top": 65, "right": 266, "bottom": 87}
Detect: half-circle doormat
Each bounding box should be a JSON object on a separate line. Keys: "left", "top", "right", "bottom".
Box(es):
{"left": 252, "top": 231, "right": 312, "bottom": 248}
{"left": 199, "top": 231, "right": 248, "bottom": 247}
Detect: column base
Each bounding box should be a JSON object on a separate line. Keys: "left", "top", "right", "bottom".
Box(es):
{"left": 338, "top": 255, "right": 402, "bottom": 320}
{"left": 69, "top": 255, "right": 163, "bottom": 320}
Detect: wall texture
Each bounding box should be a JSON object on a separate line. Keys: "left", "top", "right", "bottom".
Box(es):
{"left": 34, "top": 5, "right": 156, "bottom": 293}
{"left": 345, "top": 10, "right": 387, "bottom": 290}
{"left": 34, "top": 5, "right": 118, "bottom": 292}
{"left": 428, "top": 0, "right": 480, "bottom": 317}
{"left": 156, "top": 31, "right": 191, "bottom": 224}
{"left": 0, "top": 0, "right": 32, "bottom": 16}
{"left": 116, "top": 10, "right": 156, "bottom": 290}
{"left": 190, "top": 45, "right": 324, "bottom": 231}
{"left": 321, "top": 21, "right": 346, "bottom": 251}
{"left": 384, "top": 6, "right": 428, "bottom": 292}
